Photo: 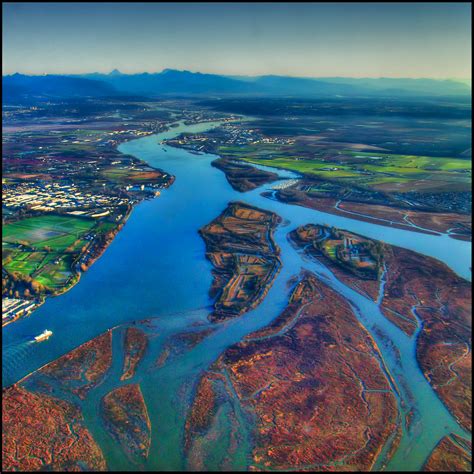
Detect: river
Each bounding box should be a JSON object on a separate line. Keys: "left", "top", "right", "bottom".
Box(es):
{"left": 2, "top": 121, "right": 471, "bottom": 471}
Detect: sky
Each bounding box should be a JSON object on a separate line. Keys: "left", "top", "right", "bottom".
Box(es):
{"left": 2, "top": 2, "right": 471, "bottom": 79}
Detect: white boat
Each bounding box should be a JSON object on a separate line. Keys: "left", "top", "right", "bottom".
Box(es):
{"left": 34, "top": 329, "right": 53, "bottom": 342}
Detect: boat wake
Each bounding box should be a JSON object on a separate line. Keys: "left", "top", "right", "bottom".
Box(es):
{"left": 2, "top": 337, "right": 37, "bottom": 386}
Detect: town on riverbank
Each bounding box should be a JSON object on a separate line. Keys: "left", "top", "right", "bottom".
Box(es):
{"left": 2, "top": 99, "right": 230, "bottom": 325}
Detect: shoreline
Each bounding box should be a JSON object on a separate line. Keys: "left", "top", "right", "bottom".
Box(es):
{"left": 2, "top": 123, "right": 179, "bottom": 328}
{"left": 2, "top": 118, "right": 471, "bottom": 472}
{"left": 166, "top": 136, "right": 471, "bottom": 241}
{"left": 2, "top": 196, "right": 163, "bottom": 327}
{"left": 273, "top": 192, "right": 471, "bottom": 239}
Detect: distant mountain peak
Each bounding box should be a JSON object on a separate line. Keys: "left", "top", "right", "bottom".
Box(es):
{"left": 161, "top": 68, "right": 195, "bottom": 76}
{"left": 3, "top": 70, "right": 470, "bottom": 102}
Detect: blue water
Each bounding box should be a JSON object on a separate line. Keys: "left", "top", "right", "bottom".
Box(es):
{"left": 2, "top": 121, "right": 471, "bottom": 470}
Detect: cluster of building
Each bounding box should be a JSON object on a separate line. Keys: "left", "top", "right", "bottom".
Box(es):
{"left": 102, "top": 129, "right": 155, "bottom": 147}
{"left": 181, "top": 110, "right": 234, "bottom": 124}
{"left": 106, "top": 129, "right": 152, "bottom": 137}
{"left": 2, "top": 182, "right": 129, "bottom": 215}
{"left": 396, "top": 191, "right": 472, "bottom": 214}
{"left": 339, "top": 237, "right": 374, "bottom": 266}
{"left": 216, "top": 123, "right": 295, "bottom": 146}
{"left": 166, "top": 123, "right": 295, "bottom": 152}
{"left": 317, "top": 229, "right": 377, "bottom": 271}
{"left": 272, "top": 179, "right": 300, "bottom": 190}
{"left": 2, "top": 297, "right": 38, "bottom": 326}
{"left": 171, "top": 134, "right": 209, "bottom": 152}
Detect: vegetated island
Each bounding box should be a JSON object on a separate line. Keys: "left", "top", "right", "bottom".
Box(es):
{"left": 185, "top": 272, "right": 399, "bottom": 471}
{"left": 164, "top": 128, "right": 279, "bottom": 192}
{"left": 2, "top": 326, "right": 153, "bottom": 471}
{"left": 291, "top": 223, "right": 472, "bottom": 435}
{"left": 423, "top": 434, "right": 472, "bottom": 472}
{"left": 290, "top": 224, "right": 384, "bottom": 301}
{"left": 199, "top": 201, "right": 281, "bottom": 322}
{"left": 101, "top": 384, "right": 152, "bottom": 462}
{"left": 151, "top": 326, "right": 216, "bottom": 371}
{"left": 38, "top": 330, "right": 113, "bottom": 399}
{"left": 2, "top": 332, "right": 113, "bottom": 472}
{"left": 211, "top": 157, "right": 279, "bottom": 192}
{"left": 120, "top": 327, "right": 149, "bottom": 380}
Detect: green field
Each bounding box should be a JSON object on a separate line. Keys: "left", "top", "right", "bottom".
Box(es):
{"left": 3, "top": 215, "right": 108, "bottom": 292}
{"left": 217, "top": 144, "right": 471, "bottom": 192}
{"left": 323, "top": 241, "right": 338, "bottom": 258}
{"left": 348, "top": 151, "right": 472, "bottom": 172}
{"left": 35, "top": 255, "right": 77, "bottom": 289}
{"left": 3, "top": 215, "right": 95, "bottom": 249}
{"left": 242, "top": 157, "right": 361, "bottom": 179}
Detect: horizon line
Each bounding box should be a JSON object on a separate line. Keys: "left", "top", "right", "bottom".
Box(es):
{"left": 2, "top": 69, "right": 471, "bottom": 83}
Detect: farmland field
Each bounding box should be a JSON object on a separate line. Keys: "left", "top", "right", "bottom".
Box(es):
{"left": 217, "top": 143, "right": 471, "bottom": 192}
{"left": 3, "top": 215, "right": 95, "bottom": 248}
{"left": 3, "top": 215, "right": 101, "bottom": 292}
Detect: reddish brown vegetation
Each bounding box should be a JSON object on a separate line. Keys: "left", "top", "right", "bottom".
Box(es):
{"left": 39, "top": 331, "right": 112, "bottom": 399}
{"left": 2, "top": 385, "right": 106, "bottom": 471}
{"left": 187, "top": 273, "right": 399, "bottom": 470}
{"left": 277, "top": 189, "right": 470, "bottom": 239}
{"left": 339, "top": 201, "right": 470, "bottom": 238}
{"left": 184, "top": 372, "right": 224, "bottom": 451}
{"left": 173, "top": 327, "right": 215, "bottom": 349}
{"left": 121, "top": 327, "right": 148, "bottom": 381}
{"left": 381, "top": 246, "right": 472, "bottom": 431}
{"left": 101, "top": 384, "right": 152, "bottom": 462}
{"left": 292, "top": 223, "right": 472, "bottom": 433}
{"left": 423, "top": 435, "right": 472, "bottom": 471}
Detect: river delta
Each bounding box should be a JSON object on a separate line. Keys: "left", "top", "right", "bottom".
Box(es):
{"left": 2, "top": 121, "right": 471, "bottom": 471}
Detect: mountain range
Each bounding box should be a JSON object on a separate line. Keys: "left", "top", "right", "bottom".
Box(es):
{"left": 3, "top": 69, "right": 471, "bottom": 103}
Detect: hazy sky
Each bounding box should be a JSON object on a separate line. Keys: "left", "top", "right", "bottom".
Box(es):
{"left": 2, "top": 2, "right": 471, "bottom": 78}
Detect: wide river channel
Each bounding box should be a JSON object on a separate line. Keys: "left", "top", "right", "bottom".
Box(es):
{"left": 3, "top": 121, "right": 472, "bottom": 471}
